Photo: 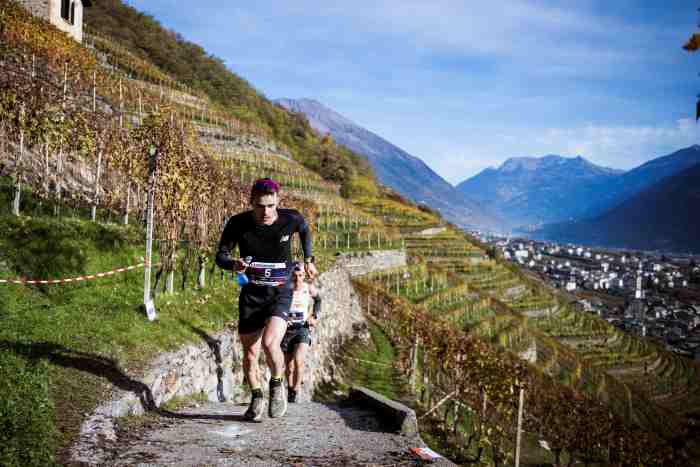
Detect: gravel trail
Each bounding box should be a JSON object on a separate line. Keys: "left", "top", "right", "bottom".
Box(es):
{"left": 105, "top": 399, "right": 454, "bottom": 466}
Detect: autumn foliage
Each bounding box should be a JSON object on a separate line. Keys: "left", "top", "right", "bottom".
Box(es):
{"left": 354, "top": 280, "right": 683, "bottom": 466}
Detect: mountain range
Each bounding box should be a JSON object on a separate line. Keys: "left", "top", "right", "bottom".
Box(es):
{"left": 456, "top": 155, "right": 623, "bottom": 229}
{"left": 538, "top": 160, "right": 700, "bottom": 253}
{"left": 275, "top": 98, "right": 504, "bottom": 231}
{"left": 576, "top": 145, "right": 700, "bottom": 219}
{"left": 457, "top": 145, "right": 700, "bottom": 234}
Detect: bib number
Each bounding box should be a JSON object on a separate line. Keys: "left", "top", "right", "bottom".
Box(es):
{"left": 247, "top": 261, "right": 287, "bottom": 285}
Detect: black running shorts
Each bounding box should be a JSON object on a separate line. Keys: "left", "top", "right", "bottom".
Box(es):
{"left": 281, "top": 325, "right": 312, "bottom": 354}
{"left": 238, "top": 283, "right": 292, "bottom": 334}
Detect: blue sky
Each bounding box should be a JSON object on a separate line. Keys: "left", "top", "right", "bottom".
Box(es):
{"left": 126, "top": 0, "right": 700, "bottom": 183}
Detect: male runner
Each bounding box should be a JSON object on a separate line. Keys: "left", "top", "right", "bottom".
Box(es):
{"left": 216, "top": 178, "right": 317, "bottom": 421}
{"left": 281, "top": 263, "right": 322, "bottom": 403}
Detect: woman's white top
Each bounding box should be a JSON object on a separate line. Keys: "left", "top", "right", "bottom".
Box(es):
{"left": 289, "top": 283, "right": 311, "bottom": 324}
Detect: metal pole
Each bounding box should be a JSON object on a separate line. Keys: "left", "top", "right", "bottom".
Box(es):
{"left": 410, "top": 335, "right": 419, "bottom": 392}
{"left": 515, "top": 388, "right": 525, "bottom": 467}
{"left": 12, "top": 131, "right": 24, "bottom": 216}
{"left": 144, "top": 146, "right": 158, "bottom": 321}
{"left": 92, "top": 70, "right": 96, "bottom": 113}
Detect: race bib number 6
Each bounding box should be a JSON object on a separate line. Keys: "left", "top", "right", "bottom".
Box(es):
{"left": 248, "top": 261, "right": 288, "bottom": 285}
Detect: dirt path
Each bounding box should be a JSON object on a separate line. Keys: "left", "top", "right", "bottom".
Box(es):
{"left": 102, "top": 399, "right": 454, "bottom": 466}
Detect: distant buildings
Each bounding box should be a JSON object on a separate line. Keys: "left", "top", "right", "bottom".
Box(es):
{"left": 628, "top": 274, "right": 647, "bottom": 321}
{"left": 490, "top": 235, "right": 700, "bottom": 355}
{"left": 515, "top": 249, "right": 529, "bottom": 261}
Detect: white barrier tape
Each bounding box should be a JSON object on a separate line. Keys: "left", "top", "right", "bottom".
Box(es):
{"left": 0, "top": 262, "right": 153, "bottom": 285}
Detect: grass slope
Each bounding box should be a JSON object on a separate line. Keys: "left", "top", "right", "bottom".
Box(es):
{"left": 0, "top": 216, "right": 237, "bottom": 465}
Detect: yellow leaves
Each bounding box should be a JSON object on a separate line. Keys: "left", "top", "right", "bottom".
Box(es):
{"left": 683, "top": 33, "right": 700, "bottom": 52}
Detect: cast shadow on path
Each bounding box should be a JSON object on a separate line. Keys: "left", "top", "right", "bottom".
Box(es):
{"left": 321, "top": 400, "right": 396, "bottom": 434}
{"left": 179, "top": 319, "right": 227, "bottom": 403}
{"left": 0, "top": 338, "right": 250, "bottom": 422}
{"left": 0, "top": 339, "right": 158, "bottom": 411}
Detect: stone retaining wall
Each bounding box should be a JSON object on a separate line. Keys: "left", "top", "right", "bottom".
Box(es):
{"left": 522, "top": 305, "right": 559, "bottom": 318}
{"left": 207, "top": 134, "right": 293, "bottom": 160}
{"left": 503, "top": 284, "right": 527, "bottom": 299}
{"left": 71, "top": 250, "right": 406, "bottom": 464}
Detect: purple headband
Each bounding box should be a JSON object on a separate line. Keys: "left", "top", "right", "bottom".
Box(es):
{"left": 251, "top": 178, "right": 280, "bottom": 193}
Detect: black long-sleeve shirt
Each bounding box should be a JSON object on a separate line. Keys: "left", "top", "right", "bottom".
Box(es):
{"left": 215, "top": 208, "right": 312, "bottom": 270}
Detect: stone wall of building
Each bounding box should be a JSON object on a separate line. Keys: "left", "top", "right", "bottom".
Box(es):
{"left": 16, "top": 0, "right": 50, "bottom": 19}
{"left": 17, "top": 0, "right": 85, "bottom": 42}
{"left": 518, "top": 339, "right": 537, "bottom": 364}
{"left": 71, "top": 250, "right": 407, "bottom": 464}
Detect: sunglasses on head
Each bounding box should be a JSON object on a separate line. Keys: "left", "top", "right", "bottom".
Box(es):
{"left": 252, "top": 178, "right": 280, "bottom": 192}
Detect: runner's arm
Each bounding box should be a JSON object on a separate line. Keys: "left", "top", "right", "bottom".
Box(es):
{"left": 296, "top": 214, "right": 313, "bottom": 260}
{"left": 215, "top": 218, "right": 239, "bottom": 270}
{"left": 294, "top": 212, "right": 318, "bottom": 279}
{"left": 310, "top": 285, "right": 322, "bottom": 319}
{"left": 312, "top": 294, "right": 322, "bottom": 319}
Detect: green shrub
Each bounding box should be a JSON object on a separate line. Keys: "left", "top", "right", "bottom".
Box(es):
{"left": 0, "top": 216, "right": 140, "bottom": 281}
{"left": 0, "top": 351, "right": 56, "bottom": 467}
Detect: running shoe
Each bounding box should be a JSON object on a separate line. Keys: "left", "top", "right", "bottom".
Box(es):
{"left": 244, "top": 394, "right": 265, "bottom": 422}
{"left": 269, "top": 382, "right": 287, "bottom": 417}
{"left": 288, "top": 388, "right": 297, "bottom": 403}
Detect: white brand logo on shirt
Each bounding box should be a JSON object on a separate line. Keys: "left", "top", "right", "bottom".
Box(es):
{"left": 280, "top": 235, "right": 290, "bottom": 242}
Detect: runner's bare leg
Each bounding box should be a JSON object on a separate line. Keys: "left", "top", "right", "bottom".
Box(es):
{"left": 240, "top": 330, "right": 263, "bottom": 389}
{"left": 262, "top": 316, "right": 287, "bottom": 378}
{"left": 284, "top": 353, "right": 295, "bottom": 388}
{"left": 292, "top": 342, "right": 309, "bottom": 392}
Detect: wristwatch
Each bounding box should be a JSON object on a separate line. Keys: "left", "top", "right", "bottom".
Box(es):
{"left": 304, "top": 256, "right": 315, "bottom": 264}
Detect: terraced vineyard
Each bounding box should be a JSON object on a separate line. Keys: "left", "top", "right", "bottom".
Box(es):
{"left": 84, "top": 28, "right": 267, "bottom": 138}
{"left": 353, "top": 194, "right": 444, "bottom": 232}
{"left": 361, "top": 264, "right": 455, "bottom": 303}
{"left": 217, "top": 151, "right": 337, "bottom": 197}
{"left": 349, "top": 198, "right": 699, "bottom": 463}
{"left": 405, "top": 231, "right": 485, "bottom": 261}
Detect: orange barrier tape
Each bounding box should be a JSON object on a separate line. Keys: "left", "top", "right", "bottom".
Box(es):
{"left": 0, "top": 261, "right": 159, "bottom": 285}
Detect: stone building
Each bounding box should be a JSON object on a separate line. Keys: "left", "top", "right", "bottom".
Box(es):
{"left": 17, "top": 0, "right": 92, "bottom": 43}
{"left": 627, "top": 273, "right": 647, "bottom": 321}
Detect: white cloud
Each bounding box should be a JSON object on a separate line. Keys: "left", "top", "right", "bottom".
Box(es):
{"left": 271, "top": 0, "right": 678, "bottom": 78}
{"left": 537, "top": 118, "right": 700, "bottom": 168}
{"left": 422, "top": 119, "right": 700, "bottom": 184}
